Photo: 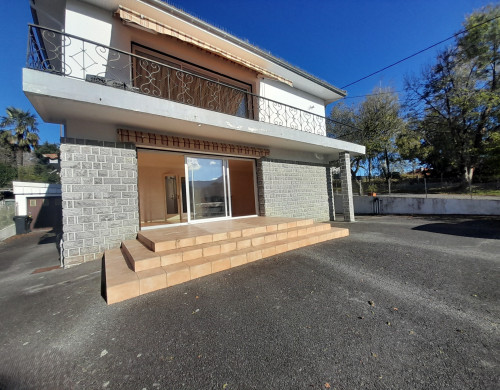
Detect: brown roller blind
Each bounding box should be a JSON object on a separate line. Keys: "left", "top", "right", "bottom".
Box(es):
{"left": 116, "top": 6, "right": 293, "bottom": 87}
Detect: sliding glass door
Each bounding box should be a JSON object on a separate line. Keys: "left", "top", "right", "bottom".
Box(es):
{"left": 186, "top": 156, "right": 231, "bottom": 221}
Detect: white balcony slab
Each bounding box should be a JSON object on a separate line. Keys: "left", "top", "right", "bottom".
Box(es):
{"left": 23, "top": 69, "right": 365, "bottom": 160}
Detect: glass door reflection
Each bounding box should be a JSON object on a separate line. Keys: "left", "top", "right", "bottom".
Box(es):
{"left": 186, "top": 157, "right": 229, "bottom": 221}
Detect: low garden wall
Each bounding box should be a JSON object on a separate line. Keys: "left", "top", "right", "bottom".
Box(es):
{"left": 334, "top": 195, "right": 500, "bottom": 216}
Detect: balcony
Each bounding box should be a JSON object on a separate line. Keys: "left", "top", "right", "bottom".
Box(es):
{"left": 26, "top": 24, "right": 335, "bottom": 137}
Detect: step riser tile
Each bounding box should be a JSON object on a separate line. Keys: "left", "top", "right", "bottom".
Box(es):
{"left": 155, "top": 241, "right": 177, "bottom": 252}
{"left": 241, "top": 228, "right": 255, "bottom": 237}
{"left": 297, "top": 228, "right": 309, "bottom": 236}
{"left": 253, "top": 226, "right": 267, "bottom": 235}
{"left": 230, "top": 254, "right": 247, "bottom": 267}
{"left": 304, "top": 238, "right": 315, "bottom": 247}
{"left": 236, "top": 239, "right": 252, "bottom": 250}
{"left": 190, "top": 263, "right": 212, "bottom": 279}
{"left": 161, "top": 252, "right": 183, "bottom": 267}
{"left": 277, "top": 223, "right": 288, "bottom": 230}
{"left": 294, "top": 238, "right": 305, "bottom": 248}
{"left": 106, "top": 279, "right": 140, "bottom": 304}
{"left": 275, "top": 243, "right": 288, "bottom": 254}
{"left": 166, "top": 268, "right": 191, "bottom": 287}
{"left": 261, "top": 246, "right": 276, "bottom": 257}
{"left": 220, "top": 241, "right": 237, "bottom": 253}
{"left": 121, "top": 240, "right": 162, "bottom": 272}
{"left": 212, "top": 257, "right": 231, "bottom": 273}
{"left": 183, "top": 248, "right": 203, "bottom": 261}
{"left": 228, "top": 230, "right": 242, "bottom": 239}
{"left": 309, "top": 236, "right": 320, "bottom": 245}
{"left": 177, "top": 237, "right": 197, "bottom": 248}
{"left": 138, "top": 272, "right": 167, "bottom": 295}
{"left": 203, "top": 245, "right": 221, "bottom": 257}
{"left": 276, "top": 231, "right": 288, "bottom": 241}
{"left": 195, "top": 235, "right": 213, "bottom": 245}
{"left": 251, "top": 236, "right": 266, "bottom": 246}
{"left": 213, "top": 232, "right": 229, "bottom": 242}
{"left": 247, "top": 249, "right": 262, "bottom": 263}
{"left": 264, "top": 234, "right": 277, "bottom": 244}
{"left": 296, "top": 219, "right": 313, "bottom": 227}
{"left": 138, "top": 260, "right": 160, "bottom": 272}
{"left": 105, "top": 261, "right": 131, "bottom": 277}
{"left": 307, "top": 226, "right": 318, "bottom": 235}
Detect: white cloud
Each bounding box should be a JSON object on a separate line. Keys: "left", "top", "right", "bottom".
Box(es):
{"left": 187, "top": 157, "right": 200, "bottom": 170}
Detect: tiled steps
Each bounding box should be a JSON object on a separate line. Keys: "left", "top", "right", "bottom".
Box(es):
{"left": 123, "top": 222, "right": 331, "bottom": 272}
{"left": 104, "top": 217, "right": 349, "bottom": 304}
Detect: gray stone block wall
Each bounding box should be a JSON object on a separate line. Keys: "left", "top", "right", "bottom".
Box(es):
{"left": 256, "top": 158, "right": 332, "bottom": 221}
{"left": 60, "top": 140, "right": 139, "bottom": 266}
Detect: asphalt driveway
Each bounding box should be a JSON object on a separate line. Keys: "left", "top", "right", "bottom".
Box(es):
{"left": 0, "top": 216, "right": 498, "bottom": 389}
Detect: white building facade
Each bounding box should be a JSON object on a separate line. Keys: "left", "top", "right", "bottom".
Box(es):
{"left": 24, "top": 0, "right": 364, "bottom": 266}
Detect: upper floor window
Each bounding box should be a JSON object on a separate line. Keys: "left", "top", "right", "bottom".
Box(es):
{"left": 131, "top": 44, "right": 253, "bottom": 119}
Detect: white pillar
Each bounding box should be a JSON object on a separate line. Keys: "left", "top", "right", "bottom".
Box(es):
{"left": 340, "top": 152, "right": 355, "bottom": 222}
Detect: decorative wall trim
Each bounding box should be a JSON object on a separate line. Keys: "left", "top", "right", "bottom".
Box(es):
{"left": 261, "top": 157, "right": 329, "bottom": 168}
{"left": 61, "top": 137, "right": 135, "bottom": 149}
{"left": 117, "top": 129, "right": 270, "bottom": 158}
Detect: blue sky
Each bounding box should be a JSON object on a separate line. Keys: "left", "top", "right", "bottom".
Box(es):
{"left": 0, "top": 0, "right": 495, "bottom": 144}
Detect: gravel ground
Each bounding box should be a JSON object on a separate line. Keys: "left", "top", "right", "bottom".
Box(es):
{"left": 0, "top": 216, "right": 498, "bottom": 390}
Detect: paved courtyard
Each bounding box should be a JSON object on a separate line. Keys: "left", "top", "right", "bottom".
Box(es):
{"left": 0, "top": 216, "right": 498, "bottom": 389}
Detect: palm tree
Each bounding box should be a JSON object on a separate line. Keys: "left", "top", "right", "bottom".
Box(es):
{"left": 0, "top": 107, "right": 39, "bottom": 168}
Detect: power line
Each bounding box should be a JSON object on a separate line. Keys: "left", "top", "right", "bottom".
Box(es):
{"left": 327, "top": 117, "right": 363, "bottom": 133}
{"left": 340, "top": 13, "right": 500, "bottom": 89}
{"left": 341, "top": 90, "right": 404, "bottom": 99}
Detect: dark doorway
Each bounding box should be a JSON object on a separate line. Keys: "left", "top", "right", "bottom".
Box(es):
{"left": 27, "top": 197, "right": 62, "bottom": 230}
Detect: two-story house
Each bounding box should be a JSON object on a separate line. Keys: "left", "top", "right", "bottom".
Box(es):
{"left": 24, "top": 0, "right": 364, "bottom": 302}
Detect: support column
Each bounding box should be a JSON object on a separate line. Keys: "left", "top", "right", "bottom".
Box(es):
{"left": 340, "top": 152, "right": 355, "bottom": 222}
{"left": 326, "top": 166, "right": 335, "bottom": 221}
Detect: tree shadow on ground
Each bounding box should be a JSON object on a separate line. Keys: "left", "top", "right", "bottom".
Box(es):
{"left": 412, "top": 218, "right": 500, "bottom": 239}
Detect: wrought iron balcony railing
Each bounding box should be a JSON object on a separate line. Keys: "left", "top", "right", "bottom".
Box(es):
{"left": 27, "top": 24, "right": 332, "bottom": 137}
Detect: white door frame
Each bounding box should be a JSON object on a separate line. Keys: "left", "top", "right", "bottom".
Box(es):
{"left": 185, "top": 155, "right": 233, "bottom": 224}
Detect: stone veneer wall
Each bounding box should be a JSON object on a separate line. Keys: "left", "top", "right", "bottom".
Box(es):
{"left": 60, "top": 139, "right": 139, "bottom": 266}
{"left": 256, "top": 158, "right": 333, "bottom": 221}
